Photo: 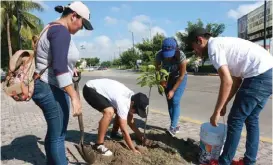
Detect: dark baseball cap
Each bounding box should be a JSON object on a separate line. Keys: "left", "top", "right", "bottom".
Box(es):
{"left": 186, "top": 28, "right": 211, "bottom": 50}
{"left": 131, "top": 93, "right": 149, "bottom": 118}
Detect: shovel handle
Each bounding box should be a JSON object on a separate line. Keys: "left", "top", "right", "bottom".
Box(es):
{"left": 73, "top": 72, "right": 85, "bottom": 144}
{"left": 72, "top": 71, "right": 82, "bottom": 83}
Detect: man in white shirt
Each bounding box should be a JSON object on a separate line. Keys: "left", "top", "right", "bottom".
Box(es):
{"left": 186, "top": 28, "right": 273, "bottom": 165}
{"left": 82, "top": 78, "right": 149, "bottom": 156}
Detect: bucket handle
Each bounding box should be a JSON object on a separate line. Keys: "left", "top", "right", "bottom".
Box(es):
{"left": 221, "top": 116, "right": 226, "bottom": 143}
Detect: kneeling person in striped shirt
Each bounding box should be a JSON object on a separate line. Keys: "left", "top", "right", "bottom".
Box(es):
{"left": 83, "top": 78, "right": 149, "bottom": 156}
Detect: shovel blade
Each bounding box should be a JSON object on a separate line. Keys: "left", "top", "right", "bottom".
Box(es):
{"left": 75, "top": 143, "right": 96, "bottom": 164}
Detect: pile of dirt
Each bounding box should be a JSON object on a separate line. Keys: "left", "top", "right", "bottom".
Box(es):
{"left": 88, "top": 129, "right": 200, "bottom": 165}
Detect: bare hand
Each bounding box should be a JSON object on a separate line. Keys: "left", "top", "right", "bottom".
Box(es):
{"left": 167, "top": 90, "right": 175, "bottom": 100}
{"left": 72, "top": 97, "right": 82, "bottom": 117}
{"left": 210, "top": 112, "right": 220, "bottom": 127}
{"left": 133, "top": 149, "right": 141, "bottom": 155}
{"left": 220, "top": 106, "right": 227, "bottom": 116}
{"left": 73, "top": 68, "right": 78, "bottom": 77}
{"left": 142, "top": 138, "right": 153, "bottom": 146}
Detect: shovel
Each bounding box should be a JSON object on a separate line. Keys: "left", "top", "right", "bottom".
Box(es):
{"left": 72, "top": 71, "right": 96, "bottom": 164}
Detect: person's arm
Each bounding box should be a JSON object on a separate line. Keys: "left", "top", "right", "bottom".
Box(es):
{"left": 210, "top": 65, "right": 233, "bottom": 126}
{"left": 225, "top": 76, "right": 242, "bottom": 106}
{"left": 214, "top": 65, "right": 233, "bottom": 113}
{"left": 48, "top": 26, "right": 81, "bottom": 116}
{"left": 127, "top": 113, "right": 143, "bottom": 141}
{"left": 171, "top": 60, "right": 187, "bottom": 92}
{"left": 119, "top": 118, "right": 138, "bottom": 152}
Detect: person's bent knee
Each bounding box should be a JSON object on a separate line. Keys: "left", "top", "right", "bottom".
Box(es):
{"left": 103, "top": 107, "right": 115, "bottom": 119}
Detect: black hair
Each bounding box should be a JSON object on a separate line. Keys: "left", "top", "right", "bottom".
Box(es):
{"left": 54, "top": 5, "right": 81, "bottom": 18}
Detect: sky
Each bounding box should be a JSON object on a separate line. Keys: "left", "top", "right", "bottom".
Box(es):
{"left": 33, "top": 1, "right": 266, "bottom": 61}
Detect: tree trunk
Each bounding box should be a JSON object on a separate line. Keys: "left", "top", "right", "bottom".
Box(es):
{"left": 6, "top": 13, "right": 12, "bottom": 58}
{"left": 143, "top": 86, "right": 152, "bottom": 144}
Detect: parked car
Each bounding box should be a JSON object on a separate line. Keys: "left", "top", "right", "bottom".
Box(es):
{"left": 98, "top": 66, "right": 107, "bottom": 70}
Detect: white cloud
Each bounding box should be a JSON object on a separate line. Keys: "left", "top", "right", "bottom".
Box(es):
{"left": 164, "top": 19, "right": 172, "bottom": 24}
{"left": 36, "top": 1, "right": 49, "bottom": 11}
{"left": 77, "top": 36, "right": 132, "bottom": 61}
{"left": 177, "top": 29, "right": 187, "bottom": 34}
{"left": 104, "top": 16, "right": 118, "bottom": 25}
{"left": 72, "top": 30, "right": 92, "bottom": 38}
{"left": 133, "top": 15, "right": 151, "bottom": 23}
{"left": 227, "top": 1, "right": 263, "bottom": 20}
{"left": 151, "top": 26, "right": 167, "bottom": 36}
{"left": 110, "top": 4, "right": 130, "bottom": 12}
{"left": 128, "top": 15, "right": 167, "bottom": 41}
{"left": 111, "top": 7, "right": 120, "bottom": 12}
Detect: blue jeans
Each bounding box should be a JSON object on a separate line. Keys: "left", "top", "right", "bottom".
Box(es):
{"left": 32, "top": 79, "right": 70, "bottom": 165}
{"left": 219, "top": 68, "right": 272, "bottom": 165}
{"left": 165, "top": 74, "right": 187, "bottom": 129}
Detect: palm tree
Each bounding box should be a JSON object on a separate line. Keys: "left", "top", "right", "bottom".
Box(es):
{"left": 1, "top": 1, "right": 44, "bottom": 57}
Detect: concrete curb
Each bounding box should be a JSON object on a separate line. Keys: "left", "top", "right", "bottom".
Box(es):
{"left": 187, "top": 72, "right": 219, "bottom": 76}
{"left": 150, "top": 109, "right": 272, "bottom": 144}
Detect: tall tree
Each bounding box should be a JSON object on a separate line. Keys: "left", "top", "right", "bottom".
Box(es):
{"left": 1, "top": 1, "right": 44, "bottom": 57}
{"left": 120, "top": 48, "right": 140, "bottom": 68}
{"left": 85, "top": 57, "right": 100, "bottom": 66}
{"left": 136, "top": 33, "right": 165, "bottom": 64}
{"left": 176, "top": 18, "right": 225, "bottom": 56}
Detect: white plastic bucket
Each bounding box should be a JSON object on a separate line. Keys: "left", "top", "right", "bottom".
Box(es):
{"left": 199, "top": 122, "right": 227, "bottom": 164}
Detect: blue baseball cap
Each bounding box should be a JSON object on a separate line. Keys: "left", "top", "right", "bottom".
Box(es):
{"left": 162, "top": 37, "right": 177, "bottom": 58}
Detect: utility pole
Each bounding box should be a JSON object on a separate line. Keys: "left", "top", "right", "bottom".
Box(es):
{"left": 119, "top": 47, "right": 121, "bottom": 57}
{"left": 264, "top": 0, "right": 267, "bottom": 49}
{"left": 129, "top": 31, "right": 135, "bottom": 55}
{"left": 16, "top": 2, "right": 22, "bottom": 49}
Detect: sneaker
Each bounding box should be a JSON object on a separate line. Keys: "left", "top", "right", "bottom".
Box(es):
{"left": 166, "top": 127, "right": 176, "bottom": 137}
{"left": 209, "top": 159, "right": 219, "bottom": 165}
{"left": 201, "top": 159, "right": 219, "bottom": 165}
{"left": 174, "top": 126, "right": 180, "bottom": 133}
{"left": 110, "top": 132, "right": 123, "bottom": 140}
{"left": 232, "top": 158, "right": 244, "bottom": 165}
{"left": 94, "top": 144, "right": 113, "bottom": 156}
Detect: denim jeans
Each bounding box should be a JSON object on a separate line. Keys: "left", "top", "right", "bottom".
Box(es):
{"left": 165, "top": 74, "right": 187, "bottom": 129}
{"left": 219, "top": 68, "right": 272, "bottom": 165}
{"left": 32, "top": 79, "right": 70, "bottom": 165}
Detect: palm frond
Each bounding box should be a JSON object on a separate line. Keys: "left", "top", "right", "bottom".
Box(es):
{"left": 20, "top": 1, "right": 44, "bottom": 12}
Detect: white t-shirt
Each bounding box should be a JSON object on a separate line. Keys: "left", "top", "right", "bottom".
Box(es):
{"left": 85, "top": 78, "right": 135, "bottom": 120}
{"left": 208, "top": 37, "right": 273, "bottom": 78}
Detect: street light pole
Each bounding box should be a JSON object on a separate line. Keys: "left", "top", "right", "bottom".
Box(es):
{"left": 264, "top": 0, "right": 267, "bottom": 49}
{"left": 129, "top": 31, "right": 135, "bottom": 55}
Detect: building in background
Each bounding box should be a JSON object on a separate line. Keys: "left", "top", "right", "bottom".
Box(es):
{"left": 238, "top": 1, "right": 272, "bottom": 55}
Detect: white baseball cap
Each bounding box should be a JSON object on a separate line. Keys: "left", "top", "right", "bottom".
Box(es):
{"left": 68, "top": 1, "right": 93, "bottom": 30}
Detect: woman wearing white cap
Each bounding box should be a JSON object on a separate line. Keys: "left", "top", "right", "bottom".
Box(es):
{"left": 31, "top": 1, "right": 93, "bottom": 165}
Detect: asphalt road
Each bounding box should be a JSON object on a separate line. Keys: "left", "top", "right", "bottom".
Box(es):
{"left": 78, "top": 69, "right": 272, "bottom": 139}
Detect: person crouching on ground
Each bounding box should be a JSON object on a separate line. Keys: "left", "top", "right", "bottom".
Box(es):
{"left": 83, "top": 78, "right": 150, "bottom": 156}
{"left": 186, "top": 27, "right": 273, "bottom": 165}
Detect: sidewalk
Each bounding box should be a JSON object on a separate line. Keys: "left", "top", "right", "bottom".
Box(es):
{"left": 1, "top": 91, "right": 272, "bottom": 165}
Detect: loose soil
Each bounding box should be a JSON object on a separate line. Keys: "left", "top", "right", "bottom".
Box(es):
{"left": 81, "top": 129, "right": 200, "bottom": 165}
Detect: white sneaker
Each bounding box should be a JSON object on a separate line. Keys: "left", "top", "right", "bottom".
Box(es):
{"left": 95, "top": 144, "right": 113, "bottom": 156}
